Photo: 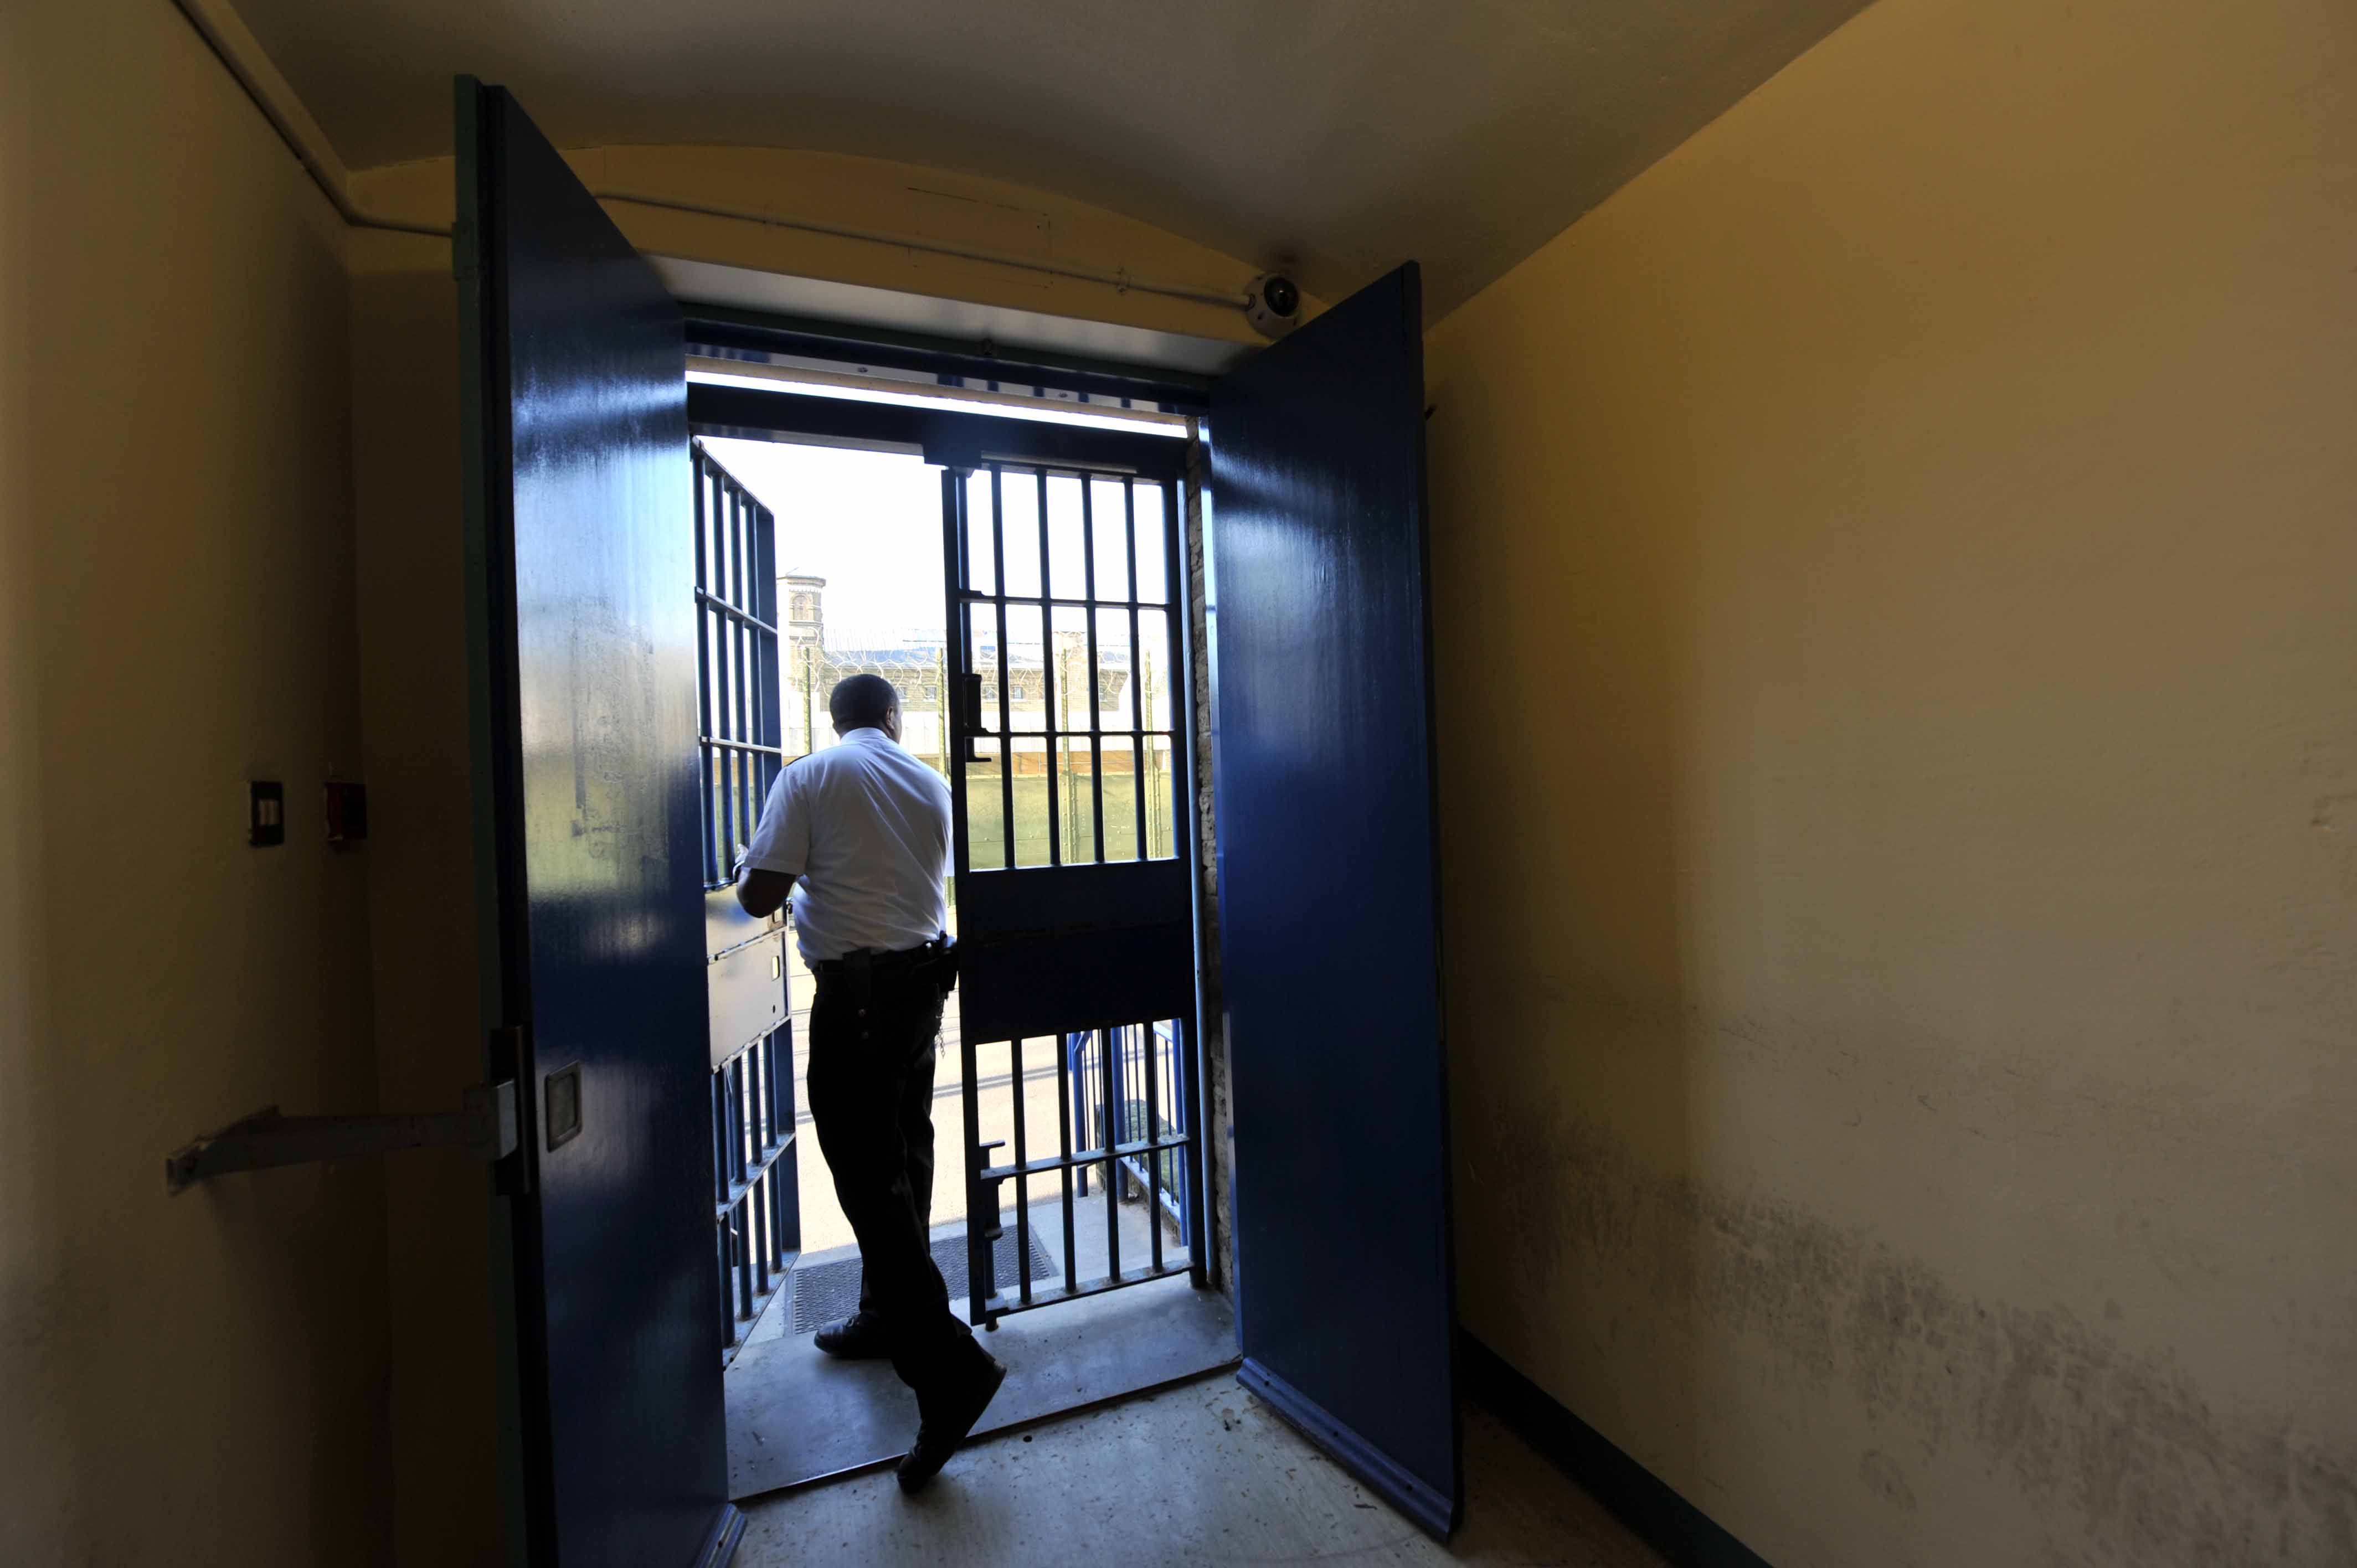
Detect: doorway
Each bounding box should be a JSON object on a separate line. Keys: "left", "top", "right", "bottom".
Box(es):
{"left": 689, "top": 398, "right": 1234, "bottom": 1499}
{"left": 462, "top": 84, "right": 1457, "bottom": 1560}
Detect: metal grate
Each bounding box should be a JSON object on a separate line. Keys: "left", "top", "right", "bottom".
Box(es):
{"left": 701, "top": 440, "right": 797, "bottom": 1365}
{"left": 951, "top": 465, "right": 1185, "bottom": 871}
{"left": 694, "top": 437, "right": 784, "bottom": 889}
{"left": 789, "top": 1232, "right": 1057, "bottom": 1334}
{"left": 939, "top": 460, "right": 1205, "bottom": 1327}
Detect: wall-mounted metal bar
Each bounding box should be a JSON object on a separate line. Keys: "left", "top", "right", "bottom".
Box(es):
{"left": 166, "top": 1080, "right": 518, "bottom": 1195}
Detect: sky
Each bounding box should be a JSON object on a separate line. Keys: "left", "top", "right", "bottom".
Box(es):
{"left": 695, "top": 371, "right": 1183, "bottom": 651}
{"left": 699, "top": 437, "right": 946, "bottom": 644}
{"left": 700, "top": 432, "right": 1178, "bottom": 657}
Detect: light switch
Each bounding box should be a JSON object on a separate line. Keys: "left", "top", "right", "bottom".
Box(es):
{"left": 249, "top": 781, "right": 285, "bottom": 847}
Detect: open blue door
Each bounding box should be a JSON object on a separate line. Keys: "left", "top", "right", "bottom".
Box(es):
{"left": 457, "top": 80, "right": 739, "bottom": 1568}
{"left": 1208, "top": 262, "right": 1460, "bottom": 1536}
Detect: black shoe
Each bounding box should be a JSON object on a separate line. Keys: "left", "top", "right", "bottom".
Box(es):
{"left": 812, "top": 1311, "right": 892, "bottom": 1360}
{"left": 896, "top": 1352, "right": 1008, "bottom": 1494}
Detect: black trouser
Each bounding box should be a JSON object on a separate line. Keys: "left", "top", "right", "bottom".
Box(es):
{"left": 805, "top": 947, "right": 981, "bottom": 1403}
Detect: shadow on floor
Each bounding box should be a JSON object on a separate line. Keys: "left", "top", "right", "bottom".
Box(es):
{"left": 734, "top": 1375, "right": 1674, "bottom": 1568}
{"left": 727, "top": 1271, "right": 1236, "bottom": 1499}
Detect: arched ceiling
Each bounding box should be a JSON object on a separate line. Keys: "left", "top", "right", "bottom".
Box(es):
{"left": 227, "top": 0, "right": 1872, "bottom": 318}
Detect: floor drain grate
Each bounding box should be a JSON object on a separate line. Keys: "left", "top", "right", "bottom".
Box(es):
{"left": 790, "top": 1232, "right": 1057, "bottom": 1333}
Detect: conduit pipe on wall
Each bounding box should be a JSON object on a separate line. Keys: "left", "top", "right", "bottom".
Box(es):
{"left": 169, "top": 0, "right": 450, "bottom": 239}
{"left": 168, "top": 0, "right": 1255, "bottom": 312}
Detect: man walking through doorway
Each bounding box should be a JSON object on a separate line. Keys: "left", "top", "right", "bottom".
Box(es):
{"left": 735, "top": 673, "right": 1006, "bottom": 1493}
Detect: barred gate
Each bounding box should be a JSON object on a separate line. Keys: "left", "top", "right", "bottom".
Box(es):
{"left": 694, "top": 439, "right": 798, "bottom": 1361}
{"left": 943, "top": 460, "right": 1208, "bottom": 1324}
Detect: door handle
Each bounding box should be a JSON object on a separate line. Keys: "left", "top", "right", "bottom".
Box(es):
{"left": 963, "top": 670, "right": 987, "bottom": 762}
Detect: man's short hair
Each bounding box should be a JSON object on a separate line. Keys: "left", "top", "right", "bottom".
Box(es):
{"left": 828, "top": 673, "right": 899, "bottom": 733}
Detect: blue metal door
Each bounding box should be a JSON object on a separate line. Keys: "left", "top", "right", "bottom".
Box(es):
{"left": 457, "top": 80, "right": 738, "bottom": 1568}
{"left": 1207, "top": 262, "right": 1460, "bottom": 1536}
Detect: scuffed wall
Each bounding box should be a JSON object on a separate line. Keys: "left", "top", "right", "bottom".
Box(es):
{"left": 0, "top": 0, "right": 388, "bottom": 1560}
{"left": 1424, "top": 0, "right": 2357, "bottom": 1562}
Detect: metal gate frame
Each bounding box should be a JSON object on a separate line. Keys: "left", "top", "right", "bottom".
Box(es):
{"left": 693, "top": 438, "right": 797, "bottom": 1362}
{"left": 683, "top": 380, "right": 1218, "bottom": 1333}
{"left": 938, "top": 460, "right": 1208, "bottom": 1324}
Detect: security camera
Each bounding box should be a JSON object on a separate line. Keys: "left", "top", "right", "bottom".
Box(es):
{"left": 1245, "top": 274, "right": 1302, "bottom": 339}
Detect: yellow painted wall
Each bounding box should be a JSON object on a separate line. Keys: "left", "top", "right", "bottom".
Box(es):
{"left": 1424, "top": 0, "right": 2356, "bottom": 1562}
{"left": 347, "top": 228, "right": 505, "bottom": 1566}
{"left": 0, "top": 0, "right": 390, "bottom": 1561}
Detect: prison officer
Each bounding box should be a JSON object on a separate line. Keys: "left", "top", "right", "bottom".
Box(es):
{"left": 735, "top": 672, "right": 1005, "bottom": 1493}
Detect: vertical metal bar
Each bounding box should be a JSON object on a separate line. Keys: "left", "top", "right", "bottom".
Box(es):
{"left": 714, "top": 1062, "right": 734, "bottom": 1348}
{"left": 959, "top": 1023, "right": 988, "bottom": 1325}
{"left": 1144, "top": 1017, "right": 1164, "bottom": 1273}
{"left": 1100, "top": 1027, "right": 1121, "bottom": 1282}
{"left": 1036, "top": 470, "right": 1059, "bottom": 867}
{"left": 1083, "top": 479, "right": 1104, "bottom": 863}
{"left": 1056, "top": 1031, "right": 1077, "bottom": 1294}
{"left": 707, "top": 1065, "right": 725, "bottom": 1348}
{"left": 760, "top": 1034, "right": 779, "bottom": 1271}
{"left": 717, "top": 472, "right": 739, "bottom": 868}
{"left": 758, "top": 1055, "right": 775, "bottom": 1285}
{"left": 711, "top": 1066, "right": 727, "bottom": 1203}
{"left": 755, "top": 491, "right": 781, "bottom": 809}
{"left": 718, "top": 1194, "right": 734, "bottom": 1348}
{"left": 693, "top": 447, "right": 715, "bottom": 882}
{"left": 1164, "top": 483, "right": 1188, "bottom": 863}
{"left": 752, "top": 1086, "right": 770, "bottom": 1298}
{"left": 992, "top": 468, "right": 1013, "bottom": 867}
{"left": 719, "top": 479, "right": 736, "bottom": 857}
{"left": 732, "top": 485, "right": 753, "bottom": 848}
{"left": 730, "top": 1060, "right": 752, "bottom": 1321}
{"left": 1011, "top": 1036, "right": 1030, "bottom": 1306}
{"left": 1126, "top": 483, "right": 1146, "bottom": 858}
{"left": 779, "top": 1018, "right": 801, "bottom": 1257}
{"left": 939, "top": 468, "right": 972, "bottom": 881}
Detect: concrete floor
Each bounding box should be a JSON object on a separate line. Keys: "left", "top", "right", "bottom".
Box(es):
{"left": 727, "top": 1272, "right": 1235, "bottom": 1497}
{"left": 735, "top": 1376, "right": 1671, "bottom": 1568}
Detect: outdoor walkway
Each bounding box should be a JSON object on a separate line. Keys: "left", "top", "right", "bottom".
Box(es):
{"left": 735, "top": 1376, "right": 1671, "bottom": 1568}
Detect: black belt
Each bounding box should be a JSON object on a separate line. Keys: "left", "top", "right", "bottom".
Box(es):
{"left": 811, "top": 935, "right": 955, "bottom": 984}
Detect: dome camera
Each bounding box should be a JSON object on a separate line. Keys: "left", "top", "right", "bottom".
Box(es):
{"left": 1245, "top": 274, "right": 1302, "bottom": 339}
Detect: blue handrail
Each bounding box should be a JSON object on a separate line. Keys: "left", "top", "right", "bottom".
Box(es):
{"left": 1064, "top": 1023, "right": 1191, "bottom": 1245}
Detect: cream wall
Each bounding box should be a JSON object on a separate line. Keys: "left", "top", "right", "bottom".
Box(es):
{"left": 1424, "top": 0, "right": 2356, "bottom": 1564}
{"left": 0, "top": 0, "right": 390, "bottom": 1562}
{"left": 347, "top": 229, "right": 505, "bottom": 1566}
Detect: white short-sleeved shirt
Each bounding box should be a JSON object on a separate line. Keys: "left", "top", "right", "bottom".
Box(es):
{"left": 743, "top": 727, "right": 951, "bottom": 962}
